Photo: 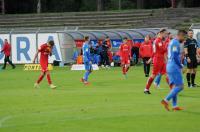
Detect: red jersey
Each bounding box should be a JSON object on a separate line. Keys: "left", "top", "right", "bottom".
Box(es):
{"left": 39, "top": 43, "right": 51, "bottom": 65}
{"left": 1, "top": 42, "right": 11, "bottom": 56}
{"left": 152, "top": 37, "right": 166, "bottom": 63}
{"left": 119, "top": 43, "right": 131, "bottom": 59}
{"left": 140, "top": 41, "right": 153, "bottom": 58}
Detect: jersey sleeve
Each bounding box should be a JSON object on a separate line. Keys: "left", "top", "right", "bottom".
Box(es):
{"left": 171, "top": 42, "right": 182, "bottom": 68}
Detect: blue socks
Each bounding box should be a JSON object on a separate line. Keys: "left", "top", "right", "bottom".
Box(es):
{"left": 165, "top": 87, "right": 183, "bottom": 106}
{"left": 154, "top": 74, "right": 162, "bottom": 86}
{"left": 84, "top": 71, "right": 90, "bottom": 81}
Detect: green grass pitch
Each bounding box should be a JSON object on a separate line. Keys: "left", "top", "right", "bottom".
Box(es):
{"left": 0, "top": 65, "right": 200, "bottom": 132}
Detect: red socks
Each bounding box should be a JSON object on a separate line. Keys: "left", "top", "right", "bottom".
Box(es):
{"left": 122, "top": 67, "right": 126, "bottom": 74}
{"left": 146, "top": 77, "right": 154, "bottom": 90}
{"left": 47, "top": 74, "right": 52, "bottom": 85}
{"left": 37, "top": 74, "right": 45, "bottom": 84}
{"left": 36, "top": 72, "right": 52, "bottom": 85}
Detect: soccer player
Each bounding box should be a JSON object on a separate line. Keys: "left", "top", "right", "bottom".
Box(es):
{"left": 33, "top": 40, "right": 56, "bottom": 89}
{"left": 154, "top": 32, "right": 174, "bottom": 87}
{"left": 161, "top": 30, "right": 187, "bottom": 111}
{"left": 119, "top": 37, "right": 131, "bottom": 77}
{"left": 184, "top": 29, "right": 199, "bottom": 88}
{"left": 1, "top": 39, "right": 16, "bottom": 69}
{"left": 144, "top": 29, "right": 169, "bottom": 94}
{"left": 81, "top": 36, "right": 93, "bottom": 85}
{"left": 140, "top": 35, "right": 153, "bottom": 77}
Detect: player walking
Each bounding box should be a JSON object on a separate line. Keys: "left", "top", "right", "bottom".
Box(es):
{"left": 184, "top": 29, "right": 199, "bottom": 88}
{"left": 119, "top": 37, "right": 131, "bottom": 78}
{"left": 1, "top": 39, "right": 16, "bottom": 69}
{"left": 33, "top": 40, "right": 57, "bottom": 89}
{"left": 81, "top": 36, "right": 93, "bottom": 85}
{"left": 140, "top": 35, "right": 153, "bottom": 77}
{"left": 161, "top": 30, "right": 186, "bottom": 111}
{"left": 144, "top": 29, "right": 169, "bottom": 94}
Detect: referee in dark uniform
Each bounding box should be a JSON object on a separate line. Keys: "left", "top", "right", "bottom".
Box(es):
{"left": 184, "top": 29, "right": 199, "bottom": 88}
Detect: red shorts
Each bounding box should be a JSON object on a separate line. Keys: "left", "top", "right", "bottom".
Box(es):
{"left": 152, "top": 62, "right": 166, "bottom": 75}
{"left": 40, "top": 62, "right": 48, "bottom": 72}
{"left": 121, "top": 59, "right": 130, "bottom": 65}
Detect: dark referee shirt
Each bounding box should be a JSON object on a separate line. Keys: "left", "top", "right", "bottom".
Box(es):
{"left": 184, "top": 38, "right": 198, "bottom": 57}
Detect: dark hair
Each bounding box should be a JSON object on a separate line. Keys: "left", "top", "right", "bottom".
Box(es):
{"left": 48, "top": 40, "right": 55, "bottom": 46}
{"left": 160, "top": 28, "right": 167, "bottom": 33}
{"left": 178, "top": 29, "right": 187, "bottom": 35}
{"left": 188, "top": 29, "right": 193, "bottom": 33}
{"left": 123, "top": 37, "right": 128, "bottom": 40}
{"left": 84, "top": 36, "right": 89, "bottom": 41}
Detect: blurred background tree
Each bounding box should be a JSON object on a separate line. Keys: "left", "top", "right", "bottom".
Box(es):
{"left": 1, "top": 0, "right": 200, "bottom": 14}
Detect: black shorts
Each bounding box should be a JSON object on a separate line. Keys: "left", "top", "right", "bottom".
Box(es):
{"left": 187, "top": 57, "right": 198, "bottom": 69}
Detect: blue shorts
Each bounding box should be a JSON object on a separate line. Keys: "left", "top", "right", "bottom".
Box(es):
{"left": 167, "top": 71, "right": 183, "bottom": 86}
{"left": 84, "top": 62, "right": 92, "bottom": 71}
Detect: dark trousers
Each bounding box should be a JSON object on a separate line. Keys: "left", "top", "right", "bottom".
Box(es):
{"left": 101, "top": 52, "right": 110, "bottom": 66}
{"left": 2, "top": 56, "right": 15, "bottom": 69}
{"left": 132, "top": 47, "right": 139, "bottom": 64}
{"left": 143, "top": 57, "right": 151, "bottom": 77}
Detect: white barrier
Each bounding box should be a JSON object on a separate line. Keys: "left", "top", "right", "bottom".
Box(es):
{"left": 0, "top": 33, "right": 62, "bottom": 64}
{"left": 71, "top": 64, "right": 99, "bottom": 71}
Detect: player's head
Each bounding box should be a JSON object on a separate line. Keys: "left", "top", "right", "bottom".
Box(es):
{"left": 145, "top": 35, "right": 151, "bottom": 42}
{"left": 105, "top": 37, "right": 110, "bottom": 41}
{"left": 123, "top": 37, "right": 128, "bottom": 43}
{"left": 188, "top": 29, "right": 194, "bottom": 38}
{"left": 177, "top": 29, "right": 187, "bottom": 43}
{"left": 168, "top": 32, "right": 174, "bottom": 40}
{"left": 48, "top": 40, "right": 55, "bottom": 48}
{"left": 159, "top": 28, "right": 168, "bottom": 39}
{"left": 84, "top": 36, "right": 90, "bottom": 42}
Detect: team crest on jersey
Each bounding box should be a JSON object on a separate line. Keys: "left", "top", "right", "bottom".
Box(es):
{"left": 172, "top": 46, "right": 177, "bottom": 52}
{"left": 159, "top": 43, "right": 162, "bottom": 47}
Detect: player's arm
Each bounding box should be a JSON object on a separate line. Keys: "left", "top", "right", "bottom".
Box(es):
{"left": 184, "top": 40, "right": 191, "bottom": 63}
{"left": 33, "top": 50, "right": 39, "bottom": 64}
{"left": 172, "top": 44, "right": 183, "bottom": 68}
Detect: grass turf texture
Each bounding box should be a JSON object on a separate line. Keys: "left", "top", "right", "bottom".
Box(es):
{"left": 0, "top": 65, "right": 200, "bottom": 132}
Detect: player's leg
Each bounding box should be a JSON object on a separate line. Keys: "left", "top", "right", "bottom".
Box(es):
{"left": 82, "top": 62, "right": 92, "bottom": 84}
{"left": 144, "top": 63, "right": 158, "bottom": 94}
{"left": 143, "top": 58, "right": 147, "bottom": 77}
{"left": 46, "top": 70, "right": 56, "bottom": 89}
{"left": 191, "top": 60, "right": 197, "bottom": 87}
{"left": 161, "top": 72, "right": 184, "bottom": 111}
{"left": 7, "top": 56, "right": 15, "bottom": 69}
{"left": 144, "top": 73, "right": 156, "bottom": 94}
{"left": 125, "top": 59, "right": 130, "bottom": 73}
{"left": 186, "top": 61, "right": 193, "bottom": 87}
{"left": 2, "top": 56, "right": 8, "bottom": 69}
{"left": 154, "top": 74, "right": 162, "bottom": 87}
{"left": 135, "top": 48, "right": 139, "bottom": 64}
{"left": 146, "top": 58, "right": 151, "bottom": 77}
{"left": 34, "top": 71, "right": 46, "bottom": 88}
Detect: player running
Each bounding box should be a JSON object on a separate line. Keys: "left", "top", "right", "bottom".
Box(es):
{"left": 161, "top": 30, "right": 187, "bottom": 111}
{"left": 144, "top": 29, "right": 169, "bottom": 94}
{"left": 33, "top": 40, "right": 57, "bottom": 89}
{"left": 184, "top": 29, "right": 199, "bottom": 88}
{"left": 119, "top": 37, "right": 131, "bottom": 78}
{"left": 81, "top": 36, "right": 93, "bottom": 85}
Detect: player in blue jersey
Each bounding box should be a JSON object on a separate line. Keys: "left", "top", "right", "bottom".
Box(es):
{"left": 161, "top": 30, "right": 187, "bottom": 111}
{"left": 81, "top": 36, "right": 93, "bottom": 85}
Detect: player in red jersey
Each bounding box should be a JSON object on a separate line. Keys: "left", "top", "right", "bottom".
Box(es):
{"left": 144, "top": 29, "right": 169, "bottom": 94}
{"left": 119, "top": 37, "right": 132, "bottom": 78}
{"left": 33, "top": 40, "right": 56, "bottom": 89}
